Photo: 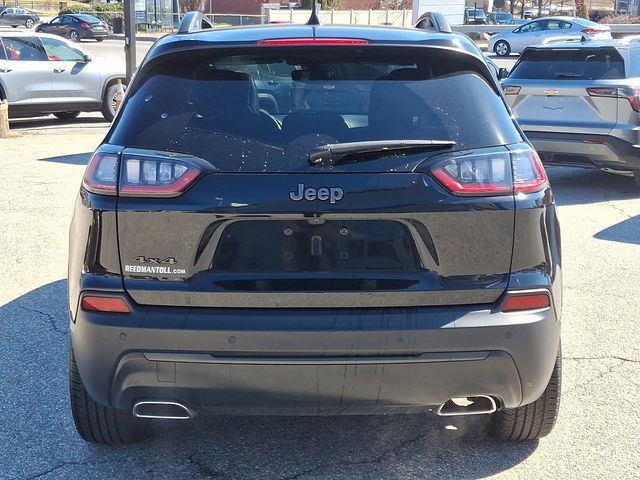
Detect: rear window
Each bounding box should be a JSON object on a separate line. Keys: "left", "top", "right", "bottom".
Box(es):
{"left": 110, "top": 46, "right": 521, "bottom": 172}
{"left": 74, "top": 15, "right": 101, "bottom": 23}
{"left": 510, "top": 47, "right": 626, "bottom": 80}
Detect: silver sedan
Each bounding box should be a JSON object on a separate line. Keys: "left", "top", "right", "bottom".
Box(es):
{"left": 488, "top": 16, "right": 612, "bottom": 56}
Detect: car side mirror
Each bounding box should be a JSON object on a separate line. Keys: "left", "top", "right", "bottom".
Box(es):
{"left": 83, "top": 54, "right": 92, "bottom": 63}
{"left": 498, "top": 68, "right": 509, "bottom": 80}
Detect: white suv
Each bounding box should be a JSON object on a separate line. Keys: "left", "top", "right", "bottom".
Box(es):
{"left": 0, "top": 31, "right": 124, "bottom": 121}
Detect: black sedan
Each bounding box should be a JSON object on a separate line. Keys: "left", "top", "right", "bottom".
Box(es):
{"left": 0, "top": 6, "right": 39, "bottom": 28}
{"left": 35, "top": 14, "right": 109, "bottom": 42}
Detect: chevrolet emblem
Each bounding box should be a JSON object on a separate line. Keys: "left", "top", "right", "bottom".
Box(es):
{"left": 544, "top": 89, "right": 559, "bottom": 96}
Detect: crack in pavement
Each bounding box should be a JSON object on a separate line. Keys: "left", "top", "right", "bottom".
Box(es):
{"left": 278, "top": 432, "right": 430, "bottom": 480}
{"left": 563, "top": 357, "right": 637, "bottom": 393}
{"left": 17, "top": 305, "right": 66, "bottom": 335}
{"left": 564, "top": 356, "right": 639, "bottom": 363}
{"left": 602, "top": 194, "right": 636, "bottom": 219}
{"left": 22, "top": 461, "right": 88, "bottom": 480}
{"left": 187, "top": 454, "right": 232, "bottom": 479}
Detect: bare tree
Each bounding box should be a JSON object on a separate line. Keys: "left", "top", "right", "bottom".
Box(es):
{"left": 181, "top": 0, "right": 204, "bottom": 13}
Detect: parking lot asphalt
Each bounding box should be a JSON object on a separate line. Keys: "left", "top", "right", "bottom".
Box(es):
{"left": 0, "top": 114, "right": 639, "bottom": 480}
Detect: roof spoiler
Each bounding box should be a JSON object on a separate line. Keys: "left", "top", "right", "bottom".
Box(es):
{"left": 414, "top": 12, "right": 452, "bottom": 34}
{"left": 178, "top": 11, "right": 214, "bottom": 34}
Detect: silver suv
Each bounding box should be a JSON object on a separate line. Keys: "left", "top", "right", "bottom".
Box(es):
{"left": 502, "top": 37, "right": 640, "bottom": 186}
{"left": 0, "top": 31, "right": 124, "bottom": 121}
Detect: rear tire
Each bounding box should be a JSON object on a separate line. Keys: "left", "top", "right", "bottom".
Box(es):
{"left": 634, "top": 170, "right": 640, "bottom": 189}
{"left": 69, "top": 342, "right": 151, "bottom": 444}
{"left": 494, "top": 40, "right": 511, "bottom": 57}
{"left": 53, "top": 111, "right": 81, "bottom": 120}
{"left": 69, "top": 30, "right": 79, "bottom": 42}
{"left": 25, "top": 18, "right": 35, "bottom": 29}
{"left": 490, "top": 346, "right": 561, "bottom": 441}
{"left": 101, "top": 82, "right": 121, "bottom": 122}
{"left": 96, "top": 37, "right": 104, "bottom": 42}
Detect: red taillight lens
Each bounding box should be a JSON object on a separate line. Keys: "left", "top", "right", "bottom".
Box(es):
{"left": 501, "top": 292, "right": 550, "bottom": 312}
{"left": 512, "top": 150, "right": 547, "bottom": 193}
{"left": 587, "top": 86, "right": 640, "bottom": 112}
{"left": 581, "top": 28, "right": 605, "bottom": 35}
{"left": 80, "top": 22, "right": 90, "bottom": 28}
{"left": 81, "top": 296, "right": 131, "bottom": 313}
{"left": 430, "top": 148, "right": 547, "bottom": 196}
{"left": 82, "top": 152, "right": 118, "bottom": 195}
{"left": 258, "top": 38, "right": 369, "bottom": 46}
{"left": 431, "top": 151, "right": 512, "bottom": 196}
{"left": 119, "top": 154, "right": 201, "bottom": 197}
{"left": 83, "top": 150, "right": 202, "bottom": 197}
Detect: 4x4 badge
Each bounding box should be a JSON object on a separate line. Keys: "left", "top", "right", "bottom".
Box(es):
{"left": 289, "top": 183, "right": 344, "bottom": 204}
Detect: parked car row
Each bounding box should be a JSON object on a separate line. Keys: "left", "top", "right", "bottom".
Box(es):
{"left": 0, "top": 31, "right": 125, "bottom": 121}
{"left": 1, "top": 7, "right": 109, "bottom": 43}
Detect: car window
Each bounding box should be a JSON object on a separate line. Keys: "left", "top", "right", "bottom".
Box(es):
{"left": 61, "top": 16, "right": 73, "bottom": 24}
{"left": 510, "top": 48, "right": 625, "bottom": 80}
{"left": 75, "top": 15, "right": 102, "bottom": 23}
{"left": 560, "top": 21, "right": 572, "bottom": 29}
{"left": 2, "top": 36, "right": 47, "bottom": 61}
{"left": 50, "top": 17, "right": 60, "bottom": 24}
{"left": 0, "top": 39, "right": 7, "bottom": 61}
{"left": 547, "top": 20, "right": 568, "bottom": 30}
{"left": 109, "top": 46, "right": 522, "bottom": 172}
{"left": 41, "top": 37, "right": 85, "bottom": 62}
{"left": 520, "top": 22, "right": 542, "bottom": 33}
{"left": 16, "top": 8, "right": 24, "bottom": 14}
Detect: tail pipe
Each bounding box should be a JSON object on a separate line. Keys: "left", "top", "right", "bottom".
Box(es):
{"left": 132, "top": 401, "right": 196, "bottom": 420}
{"left": 436, "top": 396, "right": 497, "bottom": 416}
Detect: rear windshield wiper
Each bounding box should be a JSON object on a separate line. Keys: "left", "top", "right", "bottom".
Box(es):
{"left": 308, "top": 140, "right": 456, "bottom": 166}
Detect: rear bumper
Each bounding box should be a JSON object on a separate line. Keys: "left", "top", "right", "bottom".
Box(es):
{"left": 70, "top": 296, "right": 560, "bottom": 415}
{"left": 82, "top": 30, "right": 108, "bottom": 39}
{"left": 525, "top": 131, "right": 640, "bottom": 170}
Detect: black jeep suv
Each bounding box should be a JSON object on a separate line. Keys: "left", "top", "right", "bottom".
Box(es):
{"left": 68, "top": 13, "right": 562, "bottom": 444}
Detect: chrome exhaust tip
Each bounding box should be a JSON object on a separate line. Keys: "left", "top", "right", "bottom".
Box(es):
{"left": 132, "top": 401, "right": 195, "bottom": 420}
{"left": 436, "top": 396, "right": 497, "bottom": 416}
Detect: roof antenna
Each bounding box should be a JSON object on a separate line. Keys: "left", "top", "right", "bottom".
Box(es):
{"left": 307, "top": 1, "right": 321, "bottom": 25}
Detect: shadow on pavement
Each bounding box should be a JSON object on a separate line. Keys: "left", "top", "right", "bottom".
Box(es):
{"left": 594, "top": 214, "right": 640, "bottom": 245}
{"left": 9, "top": 116, "right": 107, "bottom": 130}
{"left": 39, "top": 152, "right": 93, "bottom": 165}
{"left": 1, "top": 280, "right": 537, "bottom": 480}
{"left": 547, "top": 167, "right": 638, "bottom": 206}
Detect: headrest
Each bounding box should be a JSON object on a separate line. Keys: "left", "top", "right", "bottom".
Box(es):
{"left": 191, "top": 69, "right": 259, "bottom": 116}
{"left": 368, "top": 70, "right": 445, "bottom": 137}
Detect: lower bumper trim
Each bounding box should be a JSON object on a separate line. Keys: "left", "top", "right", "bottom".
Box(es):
{"left": 143, "top": 351, "right": 490, "bottom": 365}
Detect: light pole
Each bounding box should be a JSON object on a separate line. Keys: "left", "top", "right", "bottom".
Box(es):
{"left": 124, "top": 0, "right": 137, "bottom": 84}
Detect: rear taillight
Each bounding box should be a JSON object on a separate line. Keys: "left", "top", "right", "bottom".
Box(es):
{"left": 430, "top": 147, "right": 547, "bottom": 196}
{"left": 82, "top": 152, "right": 118, "bottom": 195}
{"left": 502, "top": 86, "right": 521, "bottom": 95}
{"left": 587, "top": 86, "right": 640, "bottom": 112}
{"left": 501, "top": 291, "right": 551, "bottom": 312}
{"left": 581, "top": 28, "right": 606, "bottom": 35}
{"left": 431, "top": 151, "right": 512, "bottom": 196}
{"left": 512, "top": 149, "right": 547, "bottom": 193}
{"left": 119, "top": 154, "right": 201, "bottom": 197}
{"left": 80, "top": 22, "right": 90, "bottom": 28}
{"left": 258, "top": 38, "right": 369, "bottom": 46}
{"left": 81, "top": 296, "right": 130, "bottom": 313}
{"left": 82, "top": 150, "right": 202, "bottom": 197}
